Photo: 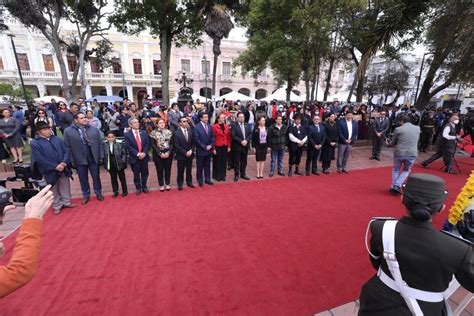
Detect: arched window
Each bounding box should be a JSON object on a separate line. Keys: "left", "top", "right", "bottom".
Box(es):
{"left": 238, "top": 88, "right": 250, "bottom": 96}
{"left": 255, "top": 89, "right": 267, "bottom": 99}
{"left": 220, "top": 87, "right": 232, "bottom": 96}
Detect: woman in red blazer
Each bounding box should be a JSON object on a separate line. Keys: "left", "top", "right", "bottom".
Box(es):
{"left": 212, "top": 113, "right": 231, "bottom": 181}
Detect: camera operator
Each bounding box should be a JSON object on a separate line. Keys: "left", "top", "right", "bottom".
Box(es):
{"left": 421, "top": 114, "right": 463, "bottom": 173}
{"left": 0, "top": 185, "right": 53, "bottom": 298}
{"left": 31, "top": 122, "right": 76, "bottom": 215}
{"left": 103, "top": 104, "right": 120, "bottom": 136}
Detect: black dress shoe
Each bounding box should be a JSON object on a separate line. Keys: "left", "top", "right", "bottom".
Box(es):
{"left": 312, "top": 171, "right": 320, "bottom": 176}
{"left": 342, "top": 170, "right": 349, "bottom": 174}
{"left": 178, "top": 187, "right": 183, "bottom": 191}
{"left": 337, "top": 170, "right": 342, "bottom": 174}
{"left": 277, "top": 172, "right": 285, "bottom": 177}
{"left": 241, "top": 175, "right": 250, "bottom": 180}
{"left": 142, "top": 188, "right": 150, "bottom": 194}
{"left": 136, "top": 190, "right": 142, "bottom": 196}
{"left": 234, "top": 176, "right": 239, "bottom": 182}
{"left": 188, "top": 184, "right": 195, "bottom": 188}
{"left": 97, "top": 194, "right": 105, "bottom": 201}
{"left": 122, "top": 192, "right": 128, "bottom": 197}
{"left": 82, "top": 197, "right": 90, "bottom": 205}
{"left": 374, "top": 157, "right": 381, "bottom": 161}
{"left": 305, "top": 171, "right": 310, "bottom": 176}
{"left": 421, "top": 162, "right": 428, "bottom": 168}
{"left": 205, "top": 181, "right": 214, "bottom": 185}
{"left": 323, "top": 170, "right": 329, "bottom": 174}
{"left": 112, "top": 192, "right": 119, "bottom": 198}
{"left": 369, "top": 156, "right": 375, "bottom": 160}
{"left": 222, "top": 178, "right": 226, "bottom": 182}
{"left": 199, "top": 183, "right": 204, "bottom": 187}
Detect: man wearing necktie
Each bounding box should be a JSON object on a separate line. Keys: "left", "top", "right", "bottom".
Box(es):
{"left": 306, "top": 115, "right": 326, "bottom": 175}
{"left": 63, "top": 112, "right": 104, "bottom": 204}
{"left": 370, "top": 111, "right": 390, "bottom": 161}
{"left": 124, "top": 118, "right": 150, "bottom": 195}
{"left": 231, "top": 112, "right": 252, "bottom": 182}
{"left": 193, "top": 112, "right": 215, "bottom": 187}
{"left": 173, "top": 116, "right": 196, "bottom": 190}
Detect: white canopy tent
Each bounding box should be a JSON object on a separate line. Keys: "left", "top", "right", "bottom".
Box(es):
{"left": 216, "top": 91, "right": 255, "bottom": 101}
{"left": 34, "top": 96, "right": 67, "bottom": 103}
{"left": 261, "top": 88, "right": 305, "bottom": 102}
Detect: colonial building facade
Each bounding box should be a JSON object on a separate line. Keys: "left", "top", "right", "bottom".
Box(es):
{"left": 0, "top": 18, "right": 349, "bottom": 105}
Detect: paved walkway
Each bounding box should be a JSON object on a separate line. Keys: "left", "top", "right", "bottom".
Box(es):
{"left": 1, "top": 146, "right": 472, "bottom": 314}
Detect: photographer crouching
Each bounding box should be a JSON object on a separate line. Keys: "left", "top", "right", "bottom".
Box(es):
{"left": 0, "top": 185, "right": 53, "bottom": 298}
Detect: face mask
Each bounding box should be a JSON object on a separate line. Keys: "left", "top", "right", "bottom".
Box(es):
{"left": 453, "top": 119, "right": 459, "bottom": 124}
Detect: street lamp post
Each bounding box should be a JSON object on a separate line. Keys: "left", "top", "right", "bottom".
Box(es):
{"left": 202, "top": 55, "right": 209, "bottom": 103}
{"left": 8, "top": 34, "right": 29, "bottom": 103}
{"left": 414, "top": 52, "right": 433, "bottom": 105}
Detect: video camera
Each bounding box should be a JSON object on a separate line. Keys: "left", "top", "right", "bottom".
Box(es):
{"left": 0, "top": 164, "right": 40, "bottom": 218}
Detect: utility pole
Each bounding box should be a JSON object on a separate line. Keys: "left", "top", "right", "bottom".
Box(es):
{"left": 8, "top": 34, "right": 29, "bottom": 104}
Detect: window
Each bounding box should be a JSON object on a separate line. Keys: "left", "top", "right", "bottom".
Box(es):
{"left": 90, "top": 57, "right": 102, "bottom": 73}
{"left": 0, "top": 57, "right": 3, "bottom": 70}
{"left": 17, "top": 53, "right": 30, "bottom": 71}
{"left": 42, "top": 54, "right": 54, "bottom": 71}
{"left": 153, "top": 60, "right": 161, "bottom": 75}
{"left": 222, "top": 62, "right": 231, "bottom": 75}
{"left": 181, "top": 59, "right": 190, "bottom": 73}
{"left": 133, "top": 58, "right": 142, "bottom": 74}
{"left": 338, "top": 70, "right": 344, "bottom": 82}
{"left": 112, "top": 58, "right": 122, "bottom": 74}
{"left": 67, "top": 55, "right": 77, "bottom": 72}
{"left": 202, "top": 60, "right": 210, "bottom": 75}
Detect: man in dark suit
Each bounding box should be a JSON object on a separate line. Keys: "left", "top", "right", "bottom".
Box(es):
{"left": 63, "top": 112, "right": 104, "bottom": 204}
{"left": 193, "top": 111, "right": 215, "bottom": 187}
{"left": 337, "top": 112, "right": 358, "bottom": 173}
{"left": 231, "top": 112, "right": 252, "bottom": 182}
{"left": 305, "top": 115, "right": 326, "bottom": 175}
{"left": 370, "top": 110, "right": 390, "bottom": 161}
{"left": 124, "top": 118, "right": 150, "bottom": 195}
{"left": 173, "top": 116, "right": 195, "bottom": 191}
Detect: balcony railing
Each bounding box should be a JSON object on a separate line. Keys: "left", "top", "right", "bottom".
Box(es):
{"left": 0, "top": 70, "right": 162, "bottom": 82}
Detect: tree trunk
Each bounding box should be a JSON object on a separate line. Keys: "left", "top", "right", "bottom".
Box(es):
{"left": 160, "top": 31, "right": 172, "bottom": 107}
{"left": 212, "top": 37, "right": 221, "bottom": 99}
{"left": 51, "top": 37, "right": 71, "bottom": 102}
{"left": 356, "top": 69, "right": 365, "bottom": 102}
{"left": 391, "top": 90, "right": 401, "bottom": 105}
{"left": 347, "top": 75, "right": 357, "bottom": 102}
{"left": 79, "top": 35, "right": 92, "bottom": 98}
{"left": 286, "top": 77, "right": 292, "bottom": 103}
{"left": 324, "top": 56, "right": 335, "bottom": 101}
{"left": 310, "top": 58, "right": 319, "bottom": 101}
{"left": 301, "top": 61, "right": 310, "bottom": 102}
{"left": 71, "top": 65, "right": 79, "bottom": 100}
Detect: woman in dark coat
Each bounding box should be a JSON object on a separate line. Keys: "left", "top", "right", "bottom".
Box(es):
{"left": 0, "top": 108, "right": 24, "bottom": 163}
{"left": 252, "top": 116, "right": 269, "bottom": 179}
{"left": 320, "top": 113, "right": 339, "bottom": 174}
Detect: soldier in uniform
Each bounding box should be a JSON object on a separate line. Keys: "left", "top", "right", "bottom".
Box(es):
{"left": 359, "top": 173, "right": 474, "bottom": 315}
{"left": 409, "top": 108, "right": 421, "bottom": 126}
{"left": 419, "top": 108, "right": 437, "bottom": 152}
{"left": 421, "top": 114, "right": 463, "bottom": 173}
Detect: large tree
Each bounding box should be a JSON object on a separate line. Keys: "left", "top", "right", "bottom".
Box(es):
{"left": 65, "top": 0, "right": 111, "bottom": 98}
{"left": 110, "top": 0, "right": 203, "bottom": 107}
{"left": 415, "top": 0, "right": 474, "bottom": 109}
{"left": 341, "top": 0, "right": 427, "bottom": 102}
{"left": 203, "top": 4, "right": 234, "bottom": 98}
{"left": 4, "top": 0, "right": 72, "bottom": 101}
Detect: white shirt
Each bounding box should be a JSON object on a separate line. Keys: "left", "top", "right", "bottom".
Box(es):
{"left": 108, "top": 142, "right": 114, "bottom": 153}
{"left": 442, "top": 123, "right": 457, "bottom": 140}
{"left": 248, "top": 111, "right": 255, "bottom": 124}
{"left": 289, "top": 124, "right": 308, "bottom": 143}
{"left": 346, "top": 120, "right": 353, "bottom": 140}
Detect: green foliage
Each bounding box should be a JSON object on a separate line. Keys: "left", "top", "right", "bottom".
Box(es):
{"left": 0, "top": 83, "right": 34, "bottom": 101}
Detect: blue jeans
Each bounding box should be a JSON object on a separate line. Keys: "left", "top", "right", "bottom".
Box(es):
{"left": 271, "top": 149, "right": 285, "bottom": 173}
{"left": 392, "top": 156, "right": 416, "bottom": 188}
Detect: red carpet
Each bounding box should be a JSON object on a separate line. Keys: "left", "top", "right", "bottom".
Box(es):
{"left": 1, "top": 160, "right": 472, "bottom": 315}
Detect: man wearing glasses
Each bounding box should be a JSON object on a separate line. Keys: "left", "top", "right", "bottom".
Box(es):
{"left": 370, "top": 110, "right": 390, "bottom": 161}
